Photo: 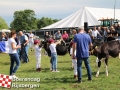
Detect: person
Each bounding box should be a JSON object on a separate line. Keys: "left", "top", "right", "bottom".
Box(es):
{"left": 70, "top": 41, "right": 77, "bottom": 79}
{"left": 97, "top": 27, "right": 103, "bottom": 39}
{"left": 103, "top": 27, "right": 108, "bottom": 42}
{"left": 91, "top": 26, "right": 101, "bottom": 42}
{"left": 88, "top": 29, "right": 92, "bottom": 39}
{"left": 8, "top": 30, "right": 21, "bottom": 78}
{"left": 29, "top": 31, "right": 34, "bottom": 51}
{"left": 107, "top": 26, "right": 118, "bottom": 41}
{"left": 72, "top": 26, "right": 92, "bottom": 83}
{"left": 34, "top": 39, "right": 42, "bottom": 72}
{"left": 19, "top": 31, "right": 29, "bottom": 63}
{"left": 49, "top": 39, "right": 61, "bottom": 72}
{"left": 54, "top": 30, "right": 62, "bottom": 40}
{"left": 0, "top": 32, "right": 8, "bottom": 41}
{"left": 44, "top": 32, "right": 50, "bottom": 41}
{"left": 69, "top": 29, "right": 74, "bottom": 40}
{"left": 62, "top": 31, "right": 69, "bottom": 41}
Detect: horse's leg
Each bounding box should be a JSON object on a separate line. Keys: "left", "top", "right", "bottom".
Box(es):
{"left": 105, "top": 58, "right": 108, "bottom": 76}
{"left": 95, "top": 57, "right": 98, "bottom": 67}
{"left": 119, "top": 53, "right": 120, "bottom": 60}
{"left": 96, "top": 58, "right": 101, "bottom": 77}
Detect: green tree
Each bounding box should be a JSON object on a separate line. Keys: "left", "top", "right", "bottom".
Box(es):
{"left": 0, "top": 17, "right": 8, "bottom": 29}
{"left": 10, "top": 9, "right": 37, "bottom": 31}
{"left": 37, "top": 17, "right": 59, "bottom": 29}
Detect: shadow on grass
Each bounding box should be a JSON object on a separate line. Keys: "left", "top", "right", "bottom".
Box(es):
{"left": 58, "top": 60, "right": 70, "bottom": 63}
{"left": 0, "top": 62, "right": 10, "bottom": 65}
{"left": 41, "top": 77, "right": 77, "bottom": 84}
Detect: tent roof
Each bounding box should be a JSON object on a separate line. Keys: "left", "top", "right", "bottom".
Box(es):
{"left": 41, "top": 7, "right": 120, "bottom": 29}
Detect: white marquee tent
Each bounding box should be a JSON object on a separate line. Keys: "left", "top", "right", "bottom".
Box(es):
{"left": 41, "top": 7, "right": 120, "bottom": 30}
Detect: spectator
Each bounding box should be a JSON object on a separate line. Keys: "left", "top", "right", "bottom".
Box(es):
{"left": 62, "top": 31, "right": 69, "bottom": 41}
{"left": 0, "top": 32, "right": 8, "bottom": 41}
{"left": 44, "top": 32, "right": 50, "bottom": 41}
{"left": 103, "top": 27, "right": 108, "bottom": 42}
{"left": 69, "top": 30, "right": 73, "bottom": 39}
{"left": 88, "top": 29, "right": 92, "bottom": 38}
{"left": 29, "top": 31, "right": 34, "bottom": 51}
{"left": 72, "top": 26, "right": 92, "bottom": 83}
{"left": 19, "top": 31, "right": 29, "bottom": 63}
{"left": 91, "top": 26, "right": 101, "bottom": 43}
{"left": 54, "top": 30, "right": 62, "bottom": 40}
{"left": 110, "top": 26, "right": 118, "bottom": 38}
{"left": 8, "top": 30, "right": 21, "bottom": 78}
{"left": 97, "top": 27, "right": 103, "bottom": 39}
{"left": 34, "top": 39, "right": 42, "bottom": 72}
{"left": 69, "top": 29, "right": 77, "bottom": 40}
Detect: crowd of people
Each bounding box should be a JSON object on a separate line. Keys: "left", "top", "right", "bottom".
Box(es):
{"left": 88, "top": 25, "right": 120, "bottom": 42}
{"left": 1, "top": 24, "right": 120, "bottom": 82}
{"left": 0, "top": 30, "right": 35, "bottom": 78}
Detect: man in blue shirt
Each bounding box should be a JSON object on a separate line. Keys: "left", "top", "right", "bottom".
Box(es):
{"left": 72, "top": 26, "right": 92, "bottom": 83}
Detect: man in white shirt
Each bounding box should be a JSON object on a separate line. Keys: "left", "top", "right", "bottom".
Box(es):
{"left": 29, "top": 31, "right": 34, "bottom": 51}
{"left": 91, "top": 27, "right": 101, "bottom": 43}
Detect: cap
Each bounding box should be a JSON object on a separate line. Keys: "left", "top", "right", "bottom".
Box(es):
{"left": 34, "top": 39, "right": 40, "bottom": 44}
{"left": 48, "top": 39, "right": 54, "bottom": 43}
{"left": 70, "top": 41, "right": 74, "bottom": 47}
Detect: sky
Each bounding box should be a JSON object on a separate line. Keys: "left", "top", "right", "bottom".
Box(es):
{"left": 0, "top": 0, "right": 120, "bottom": 27}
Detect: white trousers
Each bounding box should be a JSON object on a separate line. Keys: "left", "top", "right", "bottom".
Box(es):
{"left": 36, "top": 55, "right": 41, "bottom": 68}
{"left": 72, "top": 59, "right": 77, "bottom": 75}
{"left": 29, "top": 40, "right": 34, "bottom": 48}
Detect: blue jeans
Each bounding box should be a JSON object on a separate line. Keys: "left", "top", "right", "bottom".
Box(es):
{"left": 51, "top": 52, "right": 57, "bottom": 70}
{"left": 9, "top": 53, "right": 20, "bottom": 75}
{"left": 21, "top": 45, "right": 29, "bottom": 62}
{"left": 77, "top": 57, "right": 92, "bottom": 81}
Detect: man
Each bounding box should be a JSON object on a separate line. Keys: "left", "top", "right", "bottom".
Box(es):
{"left": 54, "top": 30, "right": 62, "bottom": 40}
{"left": 29, "top": 31, "right": 34, "bottom": 51}
{"left": 19, "top": 31, "right": 29, "bottom": 63}
{"left": 97, "top": 27, "right": 103, "bottom": 39}
{"left": 62, "top": 31, "right": 69, "bottom": 41}
{"left": 44, "top": 32, "right": 50, "bottom": 41}
{"left": 72, "top": 26, "right": 92, "bottom": 83}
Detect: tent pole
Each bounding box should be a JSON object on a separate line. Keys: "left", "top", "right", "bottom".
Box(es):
{"left": 114, "top": 0, "right": 116, "bottom": 21}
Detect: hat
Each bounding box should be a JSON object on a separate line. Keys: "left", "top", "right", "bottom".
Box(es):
{"left": 70, "top": 41, "right": 74, "bottom": 47}
{"left": 48, "top": 39, "right": 54, "bottom": 43}
{"left": 34, "top": 40, "right": 40, "bottom": 44}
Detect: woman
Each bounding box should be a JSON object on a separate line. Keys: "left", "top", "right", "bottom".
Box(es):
{"left": 8, "top": 30, "right": 21, "bottom": 78}
{"left": 0, "top": 32, "right": 8, "bottom": 41}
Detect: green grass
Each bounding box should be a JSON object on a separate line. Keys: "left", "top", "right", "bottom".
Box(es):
{"left": 0, "top": 51, "right": 120, "bottom": 90}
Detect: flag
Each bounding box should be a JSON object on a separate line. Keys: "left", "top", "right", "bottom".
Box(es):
{"left": 0, "top": 41, "right": 9, "bottom": 53}
{"left": 0, "top": 74, "right": 12, "bottom": 88}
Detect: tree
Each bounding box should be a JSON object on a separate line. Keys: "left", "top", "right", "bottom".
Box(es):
{"left": 10, "top": 9, "right": 37, "bottom": 31}
{"left": 37, "top": 17, "right": 59, "bottom": 29}
{"left": 0, "top": 17, "right": 8, "bottom": 29}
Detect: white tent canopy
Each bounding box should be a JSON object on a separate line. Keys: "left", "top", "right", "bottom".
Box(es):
{"left": 41, "top": 7, "right": 120, "bottom": 29}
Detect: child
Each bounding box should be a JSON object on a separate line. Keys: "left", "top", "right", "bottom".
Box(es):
{"left": 48, "top": 39, "right": 61, "bottom": 72}
{"left": 70, "top": 41, "right": 77, "bottom": 79}
{"left": 34, "top": 39, "right": 42, "bottom": 72}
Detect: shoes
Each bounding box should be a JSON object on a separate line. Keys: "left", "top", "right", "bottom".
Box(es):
{"left": 36, "top": 68, "right": 41, "bottom": 72}
{"left": 55, "top": 70, "right": 60, "bottom": 72}
{"left": 74, "top": 75, "right": 77, "bottom": 79}
{"left": 52, "top": 70, "right": 55, "bottom": 72}
{"left": 12, "top": 75, "right": 18, "bottom": 79}
{"left": 52, "top": 70, "right": 60, "bottom": 72}
{"left": 78, "top": 80, "right": 82, "bottom": 83}
{"left": 88, "top": 79, "right": 92, "bottom": 82}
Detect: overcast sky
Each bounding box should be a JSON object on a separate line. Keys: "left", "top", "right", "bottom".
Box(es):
{"left": 0, "top": 0, "right": 120, "bottom": 26}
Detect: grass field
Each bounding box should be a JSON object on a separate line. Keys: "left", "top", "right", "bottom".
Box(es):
{"left": 0, "top": 50, "right": 120, "bottom": 90}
